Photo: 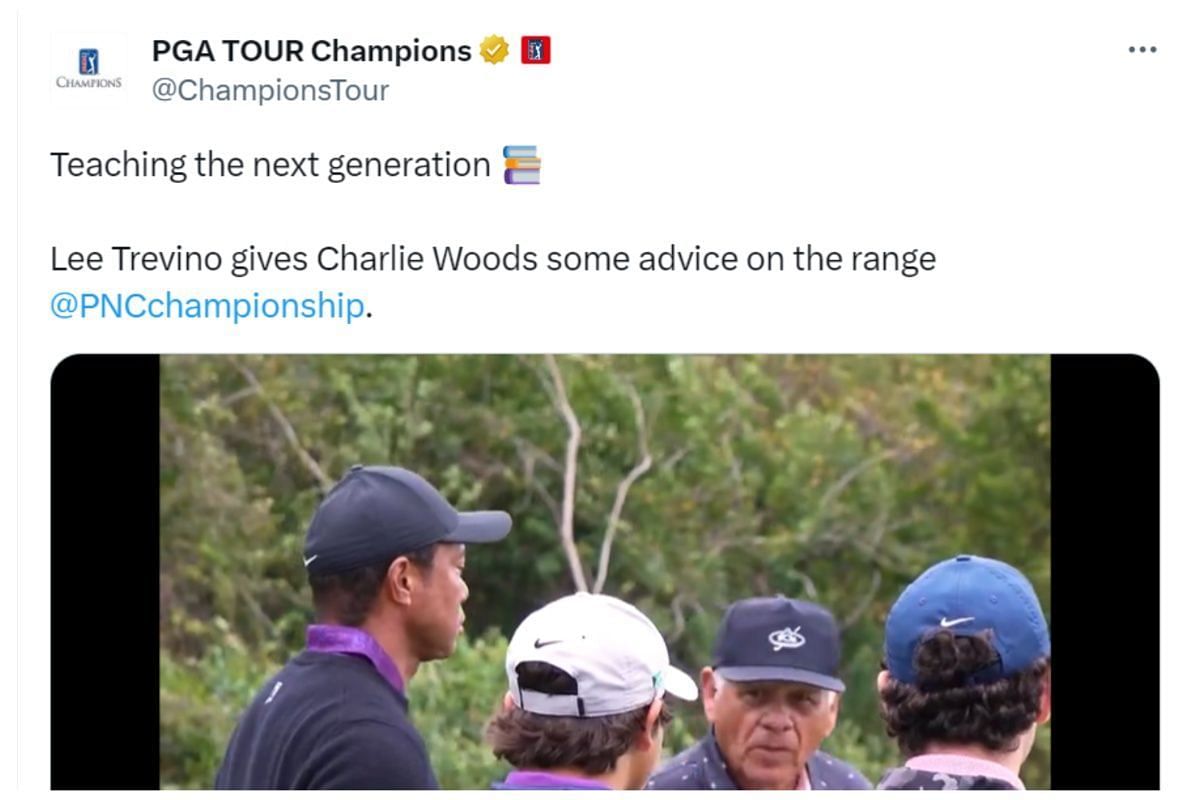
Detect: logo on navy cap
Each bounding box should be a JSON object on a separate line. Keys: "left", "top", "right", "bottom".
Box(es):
{"left": 768, "top": 626, "right": 806, "bottom": 651}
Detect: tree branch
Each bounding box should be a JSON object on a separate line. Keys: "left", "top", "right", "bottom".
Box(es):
{"left": 814, "top": 448, "right": 899, "bottom": 519}
{"left": 519, "top": 444, "right": 563, "bottom": 529}
{"left": 513, "top": 434, "right": 563, "bottom": 476}
{"left": 867, "top": 498, "right": 892, "bottom": 551}
{"left": 232, "top": 360, "right": 334, "bottom": 492}
{"left": 669, "top": 595, "right": 688, "bottom": 642}
{"left": 840, "top": 569, "right": 883, "bottom": 631}
{"left": 219, "top": 386, "right": 260, "bottom": 406}
{"left": 543, "top": 355, "right": 589, "bottom": 593}
{"left": 593, "top": 381, "right": 653, "bottom": 593}
{"left": 793, "top": 569, "right": 819, "bottom": 599}
{"left": 661, "top": 446, "right": 691, "bottom": 472}
{"left": 238, "top": 584, "right": 276, "bottom": 643}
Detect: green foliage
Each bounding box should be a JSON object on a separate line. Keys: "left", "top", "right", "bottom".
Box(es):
{"left": 160, "top": 626, "right": 268, "bottom": 789}
{"left": 160, "top": 355, "right": 1050, "bottom": 788}
{"left": 408, "top": 630, "right": 511, "bottom": 789}
{"left": 823, "top": 716, "right": 901, "bottom": 785}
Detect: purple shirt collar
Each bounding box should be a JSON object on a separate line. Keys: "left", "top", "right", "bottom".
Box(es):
{"left": 306, "top": 625, "right": 405, "bottom": 695}
{"left": 499, "top": 771, "right": 612, "bottom": 790}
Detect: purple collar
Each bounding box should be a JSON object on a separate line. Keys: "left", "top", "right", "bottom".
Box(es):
{"left": 306, "top": 625, "right": 405, "bottom": 695}
{"left": 499, "top": 771, "right": 612, "bottom": 790}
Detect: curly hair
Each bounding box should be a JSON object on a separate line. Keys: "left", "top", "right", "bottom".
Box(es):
{"left": 880, "top": 630, "right": 1048, "bottom": 756}
{"left": 486, "top": 661, "right": 672, "bottom": 775}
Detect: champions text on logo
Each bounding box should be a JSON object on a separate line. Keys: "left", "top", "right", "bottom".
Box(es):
{"left": 57, "top": 48, "right": 123, "bottom": 89}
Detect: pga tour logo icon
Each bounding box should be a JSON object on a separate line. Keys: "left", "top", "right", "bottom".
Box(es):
{"left": 57, "top": 46, "right": 122, "bottom": 89}
{"left": 79, "top": 48, "right": 99, "bottom": 75}
{"left": 521, "top": 36, "right": 550, "bottom": 64}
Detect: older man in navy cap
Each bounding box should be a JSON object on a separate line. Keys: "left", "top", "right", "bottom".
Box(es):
{"left": 648, "top": 597, "right": 871, "bottom": 790}
{"left": 216, "top": 465, "right": 512, "bottom": 789}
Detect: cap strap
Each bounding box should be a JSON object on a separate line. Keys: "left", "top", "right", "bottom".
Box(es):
{"left": 516, "top": 689, "right": 587, "bottom": 717}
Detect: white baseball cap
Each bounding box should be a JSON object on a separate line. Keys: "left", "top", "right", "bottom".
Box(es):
{"left": 506, "top": 592, "right": 699, "bottom": 717}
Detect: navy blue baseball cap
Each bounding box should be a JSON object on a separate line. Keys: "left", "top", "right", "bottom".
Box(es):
{"left": 712, "top": 597, "right": 846, "bottom": 692}
{"left": 884, "top": 554, "right": 1050, "bottom": 686}
{"left": 303, "top": 465, "right": 511, "bottom": 576}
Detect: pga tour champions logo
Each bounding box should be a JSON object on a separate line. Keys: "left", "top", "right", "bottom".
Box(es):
{"left": 768, "top": 626, "right": 806, "bottom": 652}
{"left": 57, "top": 47, "right": 123, "bottom": 89}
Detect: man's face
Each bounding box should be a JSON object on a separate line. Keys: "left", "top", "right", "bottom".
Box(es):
{"left": 407, "top": 543, "right": 469, "bottom": 661}
{"left": 703, "top": 671, "right": 839, "bottom": 790}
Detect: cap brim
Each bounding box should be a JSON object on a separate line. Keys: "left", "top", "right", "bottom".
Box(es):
{"left": 661, "top": 665, "right": 699, "bottom": 702}
{"left": 442, "top": 510, "right": 512, "bottom": 544}
{"left": 716, "top": 665, "right": 845, "bottom": 693}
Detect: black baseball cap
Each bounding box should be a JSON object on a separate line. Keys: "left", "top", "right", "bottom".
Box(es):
{"left": 712, "top": 596, "right": 845, "bottom": 692}
{"left": 303, "top": 465, "right": 511, "bottom": 576}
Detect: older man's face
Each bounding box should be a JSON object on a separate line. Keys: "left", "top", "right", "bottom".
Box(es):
{"left": 703, "top": 671, "right": 840, "bottom": 790}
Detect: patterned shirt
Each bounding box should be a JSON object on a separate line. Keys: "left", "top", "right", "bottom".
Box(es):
{"left": 646, "top": 731, "right": 872, "bottom": 790}
{"left": 877, "top": 753, "right": 1025, "bottom": 790}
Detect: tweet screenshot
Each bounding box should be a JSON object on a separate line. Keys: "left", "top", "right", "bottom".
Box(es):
{"left": 10, "top": 1, "right": 1195, "bottom": 794}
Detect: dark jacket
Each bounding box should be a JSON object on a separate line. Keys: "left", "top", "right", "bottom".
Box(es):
{"left": 646, "top": 731, "right": 872, "bottom": 790}
{"left": 215, "top": 652, "right": 437, "bottom": 789}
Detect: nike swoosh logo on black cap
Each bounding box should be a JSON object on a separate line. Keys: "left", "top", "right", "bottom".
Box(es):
{"left": 533, "top": 638, "right": 563, "bottom": 649}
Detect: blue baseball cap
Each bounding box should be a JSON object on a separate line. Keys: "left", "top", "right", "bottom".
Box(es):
{"left": 884, "top": 555, "right": 1050, "bottom": 686}
{"left": 303, "top": 465, "right": 511, "bottom": 576}
{"left": 712, "top": 597, "right": 846, "bottom": 692}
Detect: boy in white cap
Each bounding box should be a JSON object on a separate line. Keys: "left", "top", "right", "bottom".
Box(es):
{"left": 485, "top": 592, "right": 699, "bottom": 790}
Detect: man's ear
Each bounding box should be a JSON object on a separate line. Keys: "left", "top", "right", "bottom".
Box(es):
{"left": 385, "top": 556, "right": 417, "bottom": 607}
{"left": 636, "top": 698, "right": 665, "bottom": 751}
{"left": 700, "top": 667, "right": 719, "bottom": 723}
{"left": 820, "top": 691, "right": 842, "bottom": 739}
{"left": 876, "top": 669, "right": 891, "bottom": 696}
{"left": 502, "top": 691, "right": 516, "bottom": 712}
{"left": 1036, "top": 667, "right": 1051, "bottom": 724}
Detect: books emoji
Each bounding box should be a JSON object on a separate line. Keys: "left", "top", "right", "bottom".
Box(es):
{"left": 505, "top": 169, "right": 540, "bottom": 184}
{"left": 503, "top": 145, "right": 540, "bottom": 184}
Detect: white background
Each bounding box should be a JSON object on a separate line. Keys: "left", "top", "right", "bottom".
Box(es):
{"left": 9, "top": 0, "right": 1199, "bottom": 794}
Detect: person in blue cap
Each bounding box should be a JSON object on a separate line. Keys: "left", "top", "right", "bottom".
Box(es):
{"left": 876, "top": 555, "right": 1052, "bottom": 790}
{"left": 215, "top": 465, "right": 512, "bottom": 789}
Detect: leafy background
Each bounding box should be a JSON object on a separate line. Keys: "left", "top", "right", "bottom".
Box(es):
{"left": 159, "top": 355, "right": 1050, "bottom": 788}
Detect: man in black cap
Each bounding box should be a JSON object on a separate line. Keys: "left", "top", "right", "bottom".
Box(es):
{"left": 647, "top": 597, "right": 871, "bottom": 790}
{"left": 215, "top": 465, "right": 512, "bottom": 789}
